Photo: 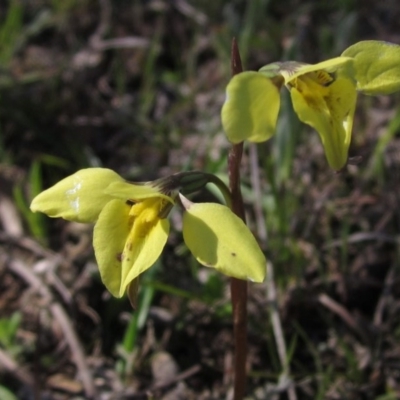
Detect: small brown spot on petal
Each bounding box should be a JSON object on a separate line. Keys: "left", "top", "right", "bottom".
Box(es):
{"left": 116, "top": 253, "right": 123, "bottom": 262}
{"left": 231, "top": 252, "right": 237, "bottom": 257}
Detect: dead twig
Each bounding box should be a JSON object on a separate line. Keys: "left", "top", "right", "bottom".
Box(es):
{"left": 248, "top": 144, "right": 267, "bottom": 242}
{"left": 173, "top": 0, "right": 207, "bottom": 25}
{"left": 0, "top": 232, "right": 73, "bottom": 304}
{"left": 267, "top": 262, "right": 297, "bottom": 400}
{"left": 92, "top": 37, "right": 149, "bottom": 51}
{"left": 317, "top": 293, "right": 368, "bottom": 342}
{"left": 249, "top": 143, "right": 297, "bottom": 400}
{"left": 50, "top": 302, "right": 94, "bottom": 396}
{"left": 7, "top": 259, "right": 96, "bottom": 398}
{"left": 0, "top": 195, "right": 24, "bottom": 237}
{"left": 0, "top": 347, "right": 35, "bottom": 387}
{"left": 90, "top": 0, "right": 149, "bottom": 51}
{"left": 324, "top": 232, "right": 398, "bottom": 249}
{"left": 134, "top": 364, "right": 201, "bottom": 397}
{"left": 373, "top": 266, "right": 396, "bottom": 326}
{"left": 0, "top": 231, "right": 55, "bottom": 258}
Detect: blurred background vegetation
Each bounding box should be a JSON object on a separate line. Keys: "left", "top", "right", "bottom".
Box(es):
{"left": 1, "top": 0, "right": 400, "bottom": 399}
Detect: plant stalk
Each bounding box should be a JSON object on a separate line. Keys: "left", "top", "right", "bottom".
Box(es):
{"left": 228, "top": 37, "right": 248, "bottom": 400}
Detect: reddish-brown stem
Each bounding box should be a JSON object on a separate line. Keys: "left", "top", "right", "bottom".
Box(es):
{"left": 228, "top": 38, "right": 248, "bottom": 400}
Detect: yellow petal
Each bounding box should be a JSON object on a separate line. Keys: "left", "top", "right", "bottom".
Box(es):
{"left": 93, "top": 199, "right": 131, "bottom": 296}
{"left": 221, "top": 71, "right": 280, "bottom": 143}
{"left": 341, "top": 40, "right": 400, "bottom": 95}
{"left": 104, "top": 181, "right": 173, "bottom": 203}
{"left": 277, "top": 57, "right": 353, "bottom": 84}
{"left": 258, "top": 62, "right": 283, "bottom": 79}
{"left": 93, "top": 199, "right": 169, "bottom": 297}
{"left": 30, "top": 168, "right": 124, "bottom": 222}
{"left": 120, "top": 218, "right": 169, "bottom": 297}
{"left": 291, "top": 76, "right": 357, "bottom": 170}
{"left": 182, "top": 202, "right": 266, "bottom": 282}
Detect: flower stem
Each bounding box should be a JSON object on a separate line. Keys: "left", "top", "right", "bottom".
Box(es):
{"left": 228, "top": 37, "right": 248, "bottom": 400}
{"left": 204, "top": 173, "right": 232, "bottom": 209}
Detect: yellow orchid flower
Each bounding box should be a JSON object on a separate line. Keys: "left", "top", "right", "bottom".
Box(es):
{"left": 275, "top": 57, "right": 356, "bottom": 171}
{"left": 222, "top": 57, "right": 354, "bottom": 171}
{"left": 31, "top": 168, "right": 266, "bottom": 301}
{"left": 221, "top": 40, "right": 400, "bottom": 171}
{"left": 31, "top": 168, "right": 173, "bottom": 299}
